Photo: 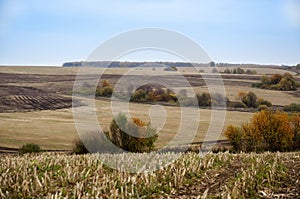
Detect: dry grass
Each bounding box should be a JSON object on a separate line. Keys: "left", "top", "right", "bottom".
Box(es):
{"left": 0, "top": 99, "right": 253, "bottom": 150}
{"left": 0, "top": 66, "right": 296, "bottom": 149}
{"left": 194, "top": 85, "right": 300, "bottom": 106}
{"left": 0, "top": 66, "right": 293, "bottom": 75}
{"left": 0, "top": 151, "right": 298, "bottom": 198}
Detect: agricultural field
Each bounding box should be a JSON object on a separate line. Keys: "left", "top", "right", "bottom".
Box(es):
{"left": 0, "top": 151, "right": 299, "bottom": 198}
{"left": 0, "top": 65, "right": 299, "bottom": 198}
{"left": 0, "top": 65, "right": 299, "bottom": 150}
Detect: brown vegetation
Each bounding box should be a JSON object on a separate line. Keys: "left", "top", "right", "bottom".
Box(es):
{"left": 224, "top": 110, "right": 300, "bottom": 152}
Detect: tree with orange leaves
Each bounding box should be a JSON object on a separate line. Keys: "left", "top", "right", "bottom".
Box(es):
{"left": 224, "top": 110, "right": 296, "bottom": 152}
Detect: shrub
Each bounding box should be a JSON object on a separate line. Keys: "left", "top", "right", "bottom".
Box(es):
{"left": 290, "top": 115, "right": 300, "bottom": 150}
{"left": 19, "top": 143, "right": 41, "bottom": 155}
{"left": 258, "top": 99, "right": 272, "bottom": 107}
{"left": 270, "top": 84, "right": 281, "bottom": 90}
{"left": 241, "top": 92, "right": 258, "bottom": 108}
{"left": 283, "top": 103, "right": 300, "bottom": 112}
{"left": 96, "top": 86, "right": 114, "bottom": 97}
{"left": 106, "top": 113, "right": 158, "bottom": 153}
{"left": 258, "top": 105, "right": 269, "bottom": 111}
{"left": 95, "top": 80, "right": 114, "bottom": 97}
{"left": 130, "top": 89, "right": 147, "bottom": 102}
{"left": 196, "top": 92, "right": 211, "bottom": 107}
{"left": 270, "top": 74, "right": 283, "bottom": 84}
{"left": 252, "top": 110, "right": 293, "bottom": 151}
{"left": 130, "top": 84, "right": 177, "bottom": 103}
{"left": 253, "top": 73, "right": 297, "bottom": 91}
{"left": 227, "top": 101, "right": 247, "bottom": 108}
{"left": 279, "top": 77, "right": 297, "bottom": 90}
{"left": 224, "top": 110, "right": 296, "bottom": 152}
{"left": 73, "top": 137, "right": 89, "bottom": 154}
{"left": 236, "top": 92, "right": 271, "bottom": 109}
{"left": 101, "top": 79, "right": 111, "bottom": 87}
{"left": 224, "top": 125, "right": 243, "bottom": 152}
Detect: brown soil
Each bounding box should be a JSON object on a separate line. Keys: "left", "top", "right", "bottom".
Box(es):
{"left": 0, "top": 85, "right": 72, "bottom": 112}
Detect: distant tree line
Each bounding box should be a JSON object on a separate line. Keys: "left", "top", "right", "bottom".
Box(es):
{"left": 222, "top": 67, "right": 257, "bottom": 75}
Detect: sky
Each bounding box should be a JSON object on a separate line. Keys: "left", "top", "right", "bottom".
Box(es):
{"left": 0, "top": 0, "right": 300, "bottom": 66}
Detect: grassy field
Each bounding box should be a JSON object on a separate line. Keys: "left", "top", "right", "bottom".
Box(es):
{"left": 0, "top": 151, "right": 299, "bottom": 198}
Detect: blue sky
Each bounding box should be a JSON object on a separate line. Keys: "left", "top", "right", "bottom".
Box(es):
{"left": 0, "top": 0, "right": 300, "bottom": 66}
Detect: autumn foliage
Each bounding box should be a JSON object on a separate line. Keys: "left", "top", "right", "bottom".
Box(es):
{"left": 106, "top": 113, "right": 158, "bottom": 153}
{"left": 224, "top": 110, "right": 300, "bottom": 152}
{"left": 252, "top": 73, "right": 298, "bottom": 91}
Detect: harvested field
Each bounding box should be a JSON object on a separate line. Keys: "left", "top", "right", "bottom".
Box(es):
{"left": 0, "top": 66, "right": 299, "bottom": 150}
{"left": 0, "top": 151, "right": 299, "bottom": 198}
{"left": 0, "top": 85, "right": 72, "bottom": 112}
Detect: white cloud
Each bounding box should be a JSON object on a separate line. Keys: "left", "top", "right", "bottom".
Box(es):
{"left": 283, "top": 0, "right": 300, "bottom": 27}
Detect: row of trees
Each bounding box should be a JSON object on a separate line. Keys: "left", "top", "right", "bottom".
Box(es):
{"left": 222, "top": 67, "right": 257, "bottom": 75}
{"left": 224, "top": 110, "right": 300, "bottom": 152}
{"left": 252, "top": 73, "right": 298, "bottom": 91}
{"left": 90, "top": 80, "right": 274, "bottom": 111}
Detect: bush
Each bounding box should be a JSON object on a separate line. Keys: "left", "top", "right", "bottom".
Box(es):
{"left": 258, "top": 105, "right": 269, "bottom": 111}
{"left": 258, "top": 99, "right": 272, "bottom": 107}
{"left": 227, "top": 101, "right": 247, "bottom": 108}
{"left": 224, "top": 125, "right": 243, "bottom": 152}
{"left": 106, "top": 113, "right": 158, "bottom": 153}
{"left": 19, "top": 143, "right": 41, "bottom": 155}
{"left": 290, "top": 115, "right": 300, "bottom": 150}
{"left": 239, "top": 91, "right": 258, "bottom": 108}
{"left": 283, "top": 103, "right": 300, "bottom": 112}
{"left": 129, "top": 84, "right": 177, "bottom": 103}
{"left": 253, "top": 73, "right": 297, "bottom": 91}
{"left": 130, "top": 89, "right": 147, "bottom": 102}
{"left": 73, "top": 137, "right": 89, "bottom": 154}
{"left": 236, "top": 91, "right": 271, "bottom": 109}
{"left": 96, "top": 86, "right": 113, "bottom": 97}
{"left": 224, "top": 110, "right": 297, "bottom": 152}
{"left": 279, "top": 77, "right": 297, "bottom": 90}
{"left": 196, "top": 92, "right": 211, "bottom": 107}
{"left": 95, "top": 80, "right": 114, "bottom": 97}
